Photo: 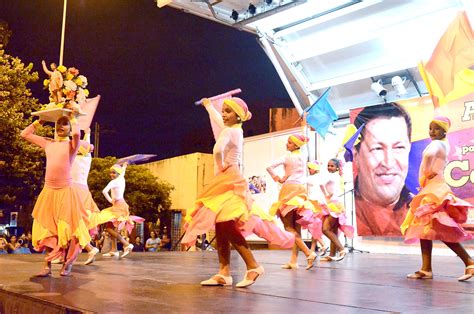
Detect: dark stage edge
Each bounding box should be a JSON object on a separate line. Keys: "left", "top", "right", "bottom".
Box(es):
{"left": 0, "top": 251, "right": 473, "bottom": 313}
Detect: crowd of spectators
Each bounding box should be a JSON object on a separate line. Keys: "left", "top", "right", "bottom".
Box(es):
{"left": 1, "top": 228, "right": 173, "bottom": 255}
{"left": 0, "top": 232, "right": 34, "bottom": 254}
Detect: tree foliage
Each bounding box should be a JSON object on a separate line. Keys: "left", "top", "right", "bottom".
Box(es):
{"left": 87, "top": 157, "right": 174, "bottom": 223}
{"left": 0, "top": 21, "right": 51, "bottom": 228}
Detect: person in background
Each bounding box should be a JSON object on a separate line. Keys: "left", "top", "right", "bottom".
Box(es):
{"left": 160, "top": 234, "right": 171, "bottom": 251}
{"left": 132, "top": 236, "right": 145, "bottom": 252}
{"left": 0, "top": 236, "right": 8, "bottom": 254}
{"left": 145, "top": 231, "right": 161, "bottom": 252}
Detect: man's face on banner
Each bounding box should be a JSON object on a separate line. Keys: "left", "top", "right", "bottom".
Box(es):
{"left": 355, "top": 117, "right": 411, "bottom": 206}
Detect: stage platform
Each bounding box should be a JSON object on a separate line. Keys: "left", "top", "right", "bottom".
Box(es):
{"left": 0, "top": 251, "right": 473, "bottom": 313}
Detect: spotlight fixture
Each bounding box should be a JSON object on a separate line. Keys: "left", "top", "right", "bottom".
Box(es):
{"left": 265, "top": 0, "right": 273, "bottom": 4}
{"left": 391, "top": 76, "right": 407, "bottom": 96}
{"left": 230, "top": 9, "right": 239, "bottom": 21}
{"left": 248, "top": 4, "right": 257, "bottom": 15}
{"left": 370, "top": 80, "right": 387, "bottom": 97}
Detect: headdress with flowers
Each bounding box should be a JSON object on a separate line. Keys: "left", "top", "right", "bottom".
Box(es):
{"left": 42, "top": 65, "right": 89, "bottom": 110}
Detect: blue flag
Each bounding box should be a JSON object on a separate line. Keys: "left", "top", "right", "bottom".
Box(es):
{"left": 304, "top": 87, "right": 337, "bottom": 138}
{"left": 343, "top": 124, "right": 364, "bottom": 162}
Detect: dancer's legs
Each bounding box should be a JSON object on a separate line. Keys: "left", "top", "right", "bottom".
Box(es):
{"left": 322, "top": 216, "right": 344, "bottom": 255}
{"left": 106, "top": 227, "right": 130, "bottom": 247}
{"left": 215, "top": 222, "right": 232, "bottom": 277}
{"left": 443, "top": 241, "right": 474, "bottom": 267}
{"left": 420, "top": 239, "right": 433, "bottom": 272}
{"left": 281, "top": 211, "right": 311, "bottom": 263}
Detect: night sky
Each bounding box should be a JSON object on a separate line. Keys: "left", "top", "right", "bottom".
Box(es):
{"left": 1, "top": 0, "right": 292, "bottom": 160}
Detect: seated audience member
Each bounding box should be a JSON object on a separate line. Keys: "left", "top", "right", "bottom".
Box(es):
{"left": 13, "top": 238, "right": 31, "bottom": 254}
{"left": 132, "top": 236, "right": 145, "bottom": 252}
{"left": 145, "top": 231, "right": 161, "bottom": 252}
{"left": 6, "top": 235, "right": 18, "bottom": 253}
{"left": 0, "top": 237, "right": 8, "bottom": 254}
{"left": 160, "top": 234, "right": 172, "bottom": 251}
{"left": 99, "top": 231, "right": 112, "bottom": 254}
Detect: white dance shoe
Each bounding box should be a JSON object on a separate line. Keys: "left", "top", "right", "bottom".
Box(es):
{"left": 200, "top": 274, "right": 233, "bottom": 286}
{"left": 236, "top": 265, "right": 264, "bottom": 288}
{"left": 121, "top": 244, "right": 134, "bottom": 258}
{"left": 84, "top": 247, "right": 99, "bottom": 265}
{"left": 102, "top": 251, "right": 120, "bottom": 258}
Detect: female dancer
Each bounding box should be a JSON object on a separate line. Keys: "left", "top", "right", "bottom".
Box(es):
{"left": 320, "top": 158, "right": 353, "bottom": 262}
{"left": 183, "top": 97, "right": 293, "bottom": 288}
{"left": 266, "top": 121, "right": 318, "bottom": 270}
{"left": 21, "top": 114, "right": 91, "bottom": 276}
{"left": 100, "top": 162, "right": 143, "bottom": 258}
{"left": 70, "top": 129, "right": 103, "bottom": 265}
{"left": 306, "top": 160, "right": 328, "bottom": 255}
{"left": 401, "top": 116, "right": 474, "bottom": 280}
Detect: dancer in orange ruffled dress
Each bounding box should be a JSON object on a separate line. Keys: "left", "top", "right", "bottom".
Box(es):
{"left": 319, "top": 159, "right": 354, "bottom": 262}
{"left": 100, "top": 162, "right": 144, "bottom": 258}
{"left": 21, "top": 114, "right": 91, "bottom": 276}
{"left": 401, "top": 116, "right": 474, "bottom": 281}
{"left": 183, "top": 97, "right": 294, "bottom": 288}
{"left": 266, "top": 116, "right": 319, "bottom": 270}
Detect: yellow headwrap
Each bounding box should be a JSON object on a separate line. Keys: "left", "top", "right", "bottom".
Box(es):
{"left": 431, "top": 116, "right": 451, "bottom": 132}
{"left": 110, "top": 164, "right": 124, "bottom": 175}
{"left": 308, "top": 161, "right": 320, "bottom": 171}
{"left": 223, "top": 98, "right": 252, "bottom": 122}
{"left": 289, "top": 134, "right": 309, "bottom": 147}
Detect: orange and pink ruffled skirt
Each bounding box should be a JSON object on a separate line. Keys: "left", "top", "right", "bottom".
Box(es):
{"left": 321, "top": 200, "right": 354, "bottom": 238}
{"left": 268, "top": 183, "right": 325, "bottom": 239}
{"left": 183, "top": 166, "right": 294, "bottom": 248}
{"left": 73, "top": 184, "right": 102, "bottom": 236}
{"left": 32, "top": 185, "right": 91, "bottom": 263}
{"left": 99, "top": 199, "right": 145, "bottom": 234}
{"left": 401, "top": 178, "right": 473, "bottom": 243}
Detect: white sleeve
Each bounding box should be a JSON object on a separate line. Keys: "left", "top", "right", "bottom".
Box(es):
{"left": 102, "top": 180, "right": 118, "bottom": 204}
{"left": 213, "top": 128, "right": 231, "bottom": 172}
{"left": 205, "top": 104, "right": 225, "bottom": 140}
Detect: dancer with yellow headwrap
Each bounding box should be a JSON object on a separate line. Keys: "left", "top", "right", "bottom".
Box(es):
{"left": 183, "top": 97, "right": 294, "bottom": 288}
{"left": 401, "top": 116, "right": 474, "bottom": 281}
{"left": 100, "top": 162, "right": 145, "bottom": 259}
{"left": 266, "top": 116, "right": 319, "bottom": 270}
{"left": 306, "top": 160, "right": 328, "bottom": 254}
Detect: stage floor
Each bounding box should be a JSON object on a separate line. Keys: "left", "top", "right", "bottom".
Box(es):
{"left": 0, "top": 250, "right": 473, "bottom": 313}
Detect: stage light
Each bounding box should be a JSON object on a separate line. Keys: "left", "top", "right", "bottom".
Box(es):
{"left": 265, "top": 0, "right": 273, "bottom": 4}
{"left": 391, "top": 76, "right": 407, "bottom": 96}
{"left": 370, "top": 80, "right": 387, "bottom": 97}
{"left": 231, "top": 10, "right": 239, "bottom": 21}
{"left": 248, "top": 4, "right": 257, "bottom": 15}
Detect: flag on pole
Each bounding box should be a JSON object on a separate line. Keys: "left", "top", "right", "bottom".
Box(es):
{"left": 421, "top": 11, "right": 474, "bottom": 106}
{"left": 342, "top": 123, "right": 364, "bottom": 162}
{"left": 304, "top": 87, "right": 337, "bottom": 138}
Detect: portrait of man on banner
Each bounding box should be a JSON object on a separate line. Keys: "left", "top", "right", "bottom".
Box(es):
{"left": 351, "top": 102, "right": 413, "bottom": 236}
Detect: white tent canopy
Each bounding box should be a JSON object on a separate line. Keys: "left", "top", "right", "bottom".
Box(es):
{"left": 160, "top": 0, "right": 472, "bottom": 115}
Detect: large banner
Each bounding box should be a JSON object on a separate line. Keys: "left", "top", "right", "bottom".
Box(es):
{"left": 351, "top": 94, "right": 474, "bottom": 237}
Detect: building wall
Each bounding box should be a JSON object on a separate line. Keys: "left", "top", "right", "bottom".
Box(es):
{"left": 143, "top": 152, "right": 214, "bottom": 210}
